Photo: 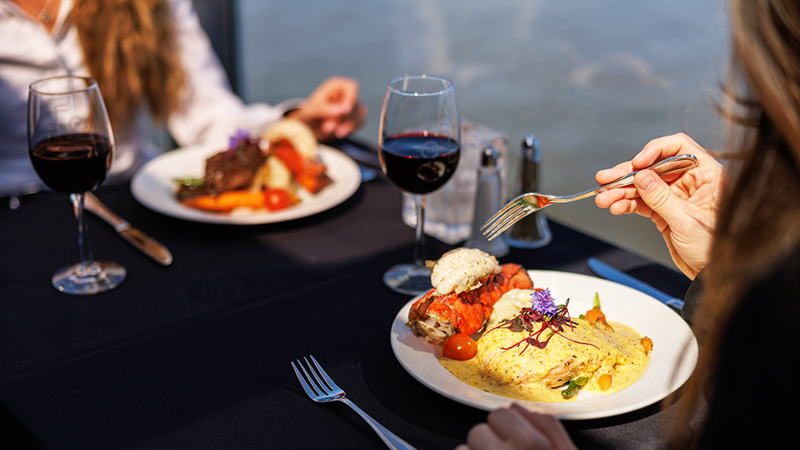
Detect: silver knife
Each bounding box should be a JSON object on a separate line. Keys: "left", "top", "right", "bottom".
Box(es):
{"left": 587, "top": 257, "right": 683, "bottom": 310}
{"left": 84, "top": 192, "right": 173, "bottom": 266}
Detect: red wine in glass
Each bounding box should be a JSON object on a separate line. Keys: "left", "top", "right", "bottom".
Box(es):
{"left": 379, "top": 133, "right": 460, "bottom": 194}
{"left": 378, "top": 74, "right": 460, "bottom": 295}
{"left": 28, "top": 75, "right": 125, "bottom": 295}
{"left": 29, "top": 133, "right": 112, "bottom": 194}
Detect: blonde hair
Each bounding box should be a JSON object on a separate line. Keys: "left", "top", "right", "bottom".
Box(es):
{"left": 72, "top": 0, "right": 187, "bottom": 130}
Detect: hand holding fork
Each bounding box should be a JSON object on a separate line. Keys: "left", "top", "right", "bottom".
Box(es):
{"left": 481, "top": 154, "right": 698, "bottom": 241}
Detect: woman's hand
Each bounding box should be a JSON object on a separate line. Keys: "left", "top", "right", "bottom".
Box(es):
{"left": 455, "top": 404, "right": 577, "bottom": 450}
{"left": 289, "top": 76, "right": 368, "bottom": 141}
{"left": 594, "top": 133, "right": 726, "bottom": 278}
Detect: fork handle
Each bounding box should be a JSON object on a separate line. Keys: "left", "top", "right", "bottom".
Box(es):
{"left": 598, "top": 154, "right": 698, "bottom": 192}
{"left": 339, "top": 398, "right": 417, "bottom": 450}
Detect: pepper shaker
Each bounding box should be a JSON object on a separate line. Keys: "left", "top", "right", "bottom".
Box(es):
{"left": 506, "top": 133, "right": 552, "bottom": 248}
{"left": 465, "top": 144, "right": 509, "bottom": 257}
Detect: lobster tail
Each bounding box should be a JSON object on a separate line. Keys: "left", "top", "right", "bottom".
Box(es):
{"left": 406, "top": 263, "right": 532, "bottom": 343}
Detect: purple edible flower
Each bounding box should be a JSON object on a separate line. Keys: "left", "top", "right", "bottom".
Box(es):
{"left": 531, "top": 288, "right": 558, "bottom": 317}
{"left": 229, "top": 129, "right": 251, "bottom": 150}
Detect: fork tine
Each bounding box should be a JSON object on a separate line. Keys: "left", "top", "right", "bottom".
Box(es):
{"left": 309, "top": 355, "right": 340, "bottom": 392}
{"left": 480, "top": 201, "right": 525, "bottom": 231}
{"left": 485, "top": 208, "right": 533, "bottom": 240}
{"left": 481, "top": 203, "right": 526, "bottom": 235}
{"left": 292, "top": 360, "right": 321, "bottom": 398}
{"left": 301, "top": 356, "right": 332, "bottom": 395}
{"left": 482, "top": 203, "right": 528, "bottom": 237}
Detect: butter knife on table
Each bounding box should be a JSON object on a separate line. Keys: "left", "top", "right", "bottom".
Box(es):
{"left": 587, "top": 257, "right": 683, "bottom": 311}
{"left": 84, "top": 193, "right": 173, "bottom": 266}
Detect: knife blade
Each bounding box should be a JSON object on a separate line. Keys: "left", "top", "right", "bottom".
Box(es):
{"left": 587, "top": 257, "right": 683, "bottom": 310}
{"left": 84, "top": 193, "right": 173, "bottom": 266}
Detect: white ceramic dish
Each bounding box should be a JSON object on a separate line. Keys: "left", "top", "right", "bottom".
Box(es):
{"left": 390, "top": 270, "right": 697, "bottom": 420}
{"left": 131, "top": 143, "right": 361, "bottom": 224}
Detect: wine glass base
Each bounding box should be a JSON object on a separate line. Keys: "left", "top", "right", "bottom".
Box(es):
{"left": 383, "top": 263, "right": 432, "bottom": 296}
{"left": 51, "top": 261, "right": 126, "bottom": 295}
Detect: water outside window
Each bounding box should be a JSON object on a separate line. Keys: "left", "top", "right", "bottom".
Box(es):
{"left": 237, "top": 0, "right": 728, "bottom": 270}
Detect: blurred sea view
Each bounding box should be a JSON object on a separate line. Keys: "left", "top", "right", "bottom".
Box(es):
{"left": 235, "top": 0, "right": 729, "bottom": 270}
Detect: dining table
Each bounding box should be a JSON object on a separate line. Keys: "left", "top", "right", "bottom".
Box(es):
{"left": 0, "top": 140, "right": 696, "bottom": 450}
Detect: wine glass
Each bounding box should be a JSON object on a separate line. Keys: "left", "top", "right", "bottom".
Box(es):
{"left": 28, "top": 76, "right": 126, "bottom": 295}
{"left": 379, "top": 75, "right": 460, "bottom": 295}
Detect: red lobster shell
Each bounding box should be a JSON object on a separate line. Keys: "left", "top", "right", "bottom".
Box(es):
{"left": 406, "top": 263, "right": 533, "bottom": 343}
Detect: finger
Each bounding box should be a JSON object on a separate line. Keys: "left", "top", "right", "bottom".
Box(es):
{"left": 485, "top": 407, "right": 552, "bottom": 448}
{"left": 634, "top": 133, "right": 705, "bottom": 168}
{"left": 334, "top": 103, "right": 368, "bottom": 138}
{"left": 509, "top": 405, "right": 576, "bottom": 450}
{"left": 322, "top": 77, "right": 359, "bottom": 115}
{"left": 595, "top": 187, "right": 637, "bottom": 208}
{"left": 465, "top": 422, "right": 506, "bottom": 450}
{"left": 601, "top": 195, "right": 654, "bottom": 217}
{"left": 633, "top": 169, "right": 687, "bottom": 225}
{"left": 607, "top": 199, "right": 635, "bottom": 215}
{"left": 320, "top": 118, "right": 337, "bottom": 135}
{"left": 595, "top": 161, "right": 633, "bottom": 185}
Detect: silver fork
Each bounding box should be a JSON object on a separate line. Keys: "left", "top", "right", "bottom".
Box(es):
{"left": 482, "top": 154, "right": 698, "bottom": 241}
{"left": 291, "top": 356, "right": 416, "bottom": 450}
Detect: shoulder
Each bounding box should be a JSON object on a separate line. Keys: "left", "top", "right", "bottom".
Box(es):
{"left": 697, "top": 245, "right": 800, "bottom": 447}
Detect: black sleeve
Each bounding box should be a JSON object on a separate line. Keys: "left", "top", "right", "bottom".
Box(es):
{"left": 681, "top": 268, "right": 705, "bottom": 324}
{"left": 694, "top": 246, "right": 800, "bottom": 448}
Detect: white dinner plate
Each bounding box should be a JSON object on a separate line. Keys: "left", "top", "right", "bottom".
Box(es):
{"left": 390, "top": 270, "right": 698, "bottom": 420}
{"left": 131, "top": 143, "right": 361, "bottom": 224}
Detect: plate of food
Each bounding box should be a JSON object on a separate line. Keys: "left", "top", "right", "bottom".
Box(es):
{"left": 131, "top": 120, "right": 361, "bottom": 224}
{"left": 390, "top": 248, "right": 698, "bottom": 420}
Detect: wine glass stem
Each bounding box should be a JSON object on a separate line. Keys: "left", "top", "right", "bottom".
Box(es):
{"left": 412, "top": 194, "right": 426, "bottom": 267}
{"left": 70, "top": 192, "right": 95, "bottom": 272}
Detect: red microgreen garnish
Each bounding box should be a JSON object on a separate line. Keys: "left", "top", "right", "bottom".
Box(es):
{"left": 486, "top": 291, "right": 597, "bottom": 354}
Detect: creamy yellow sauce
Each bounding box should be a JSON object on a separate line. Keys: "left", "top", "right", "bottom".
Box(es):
{"left": 440, "top": 316, "right": 650, "bottom": 403}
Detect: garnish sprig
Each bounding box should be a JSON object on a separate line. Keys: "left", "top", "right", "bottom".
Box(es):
{"left": 486, "top": 288, "right": 597, "bottom": 354}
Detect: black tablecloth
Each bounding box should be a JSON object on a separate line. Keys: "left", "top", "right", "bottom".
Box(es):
{"left": 0, "top": 170, "right": 691, "bottom": 450}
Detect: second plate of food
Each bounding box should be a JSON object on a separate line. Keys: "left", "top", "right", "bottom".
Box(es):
{"left": 131, "top": 143, "right": 361, "bottom": 225}
{"left": 390, "top": 270, "right": 698, "bottom": 420}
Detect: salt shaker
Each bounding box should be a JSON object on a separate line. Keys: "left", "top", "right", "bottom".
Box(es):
{"left": 506, "top": 133, "right": 552, "bottom": 248}
{"left": 465, "top": 144, "right": 509, "bottom": 257}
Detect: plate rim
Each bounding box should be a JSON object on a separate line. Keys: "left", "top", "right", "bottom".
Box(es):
{"left": 390, "top": 269, "right": 698, "bottom": 420}
{"left": 130, "top": 143, "right": 361, "bottom": 225}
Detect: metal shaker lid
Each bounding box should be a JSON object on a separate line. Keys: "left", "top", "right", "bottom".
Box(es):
{"left": 522, "top": 133, "right": 541, "bottom": 162}
{"left": 480, "top": 144, "right": 499, "bottom": 168}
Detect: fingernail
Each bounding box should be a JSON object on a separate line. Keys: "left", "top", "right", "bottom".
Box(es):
{"left": 639, "top": 173, "right": 657, "bottom": 192}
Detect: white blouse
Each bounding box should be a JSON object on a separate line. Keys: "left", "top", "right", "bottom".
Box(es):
{"left": 0, "top": 0, "right": 292, "bottom": 197}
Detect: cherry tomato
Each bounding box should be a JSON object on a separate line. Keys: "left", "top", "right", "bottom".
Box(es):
{"left": 442, "top": 333, "right": 477, "bottom": 361}
{"left": 263, "top": 189, "right": 294, "bottom": 211}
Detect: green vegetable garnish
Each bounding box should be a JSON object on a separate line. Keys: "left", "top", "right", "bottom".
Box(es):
{"left": 593, "top": 292, "right": 601, "bottom": 310}
{"left": 174, "top": 178, "right": 204, "bottom": 188}
{"left": 561, "top": 376, "right": 589, "bottom": 398}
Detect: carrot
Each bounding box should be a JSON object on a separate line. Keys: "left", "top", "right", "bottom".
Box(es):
{"left": 583, "top": 308, "right": 606, "bottom": 322}
{"left": 597, "top": 374, "right": 613, "bottom": 391}
{"left": 641, "top": 336, "right": 653, "bottom": 355}
{"left": 182, "top": 190, "right": 265, "bottom": 212}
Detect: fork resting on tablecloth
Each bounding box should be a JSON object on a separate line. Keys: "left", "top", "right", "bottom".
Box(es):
{"left": 291, "top": 355, "right": 417, "bottom": 450}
